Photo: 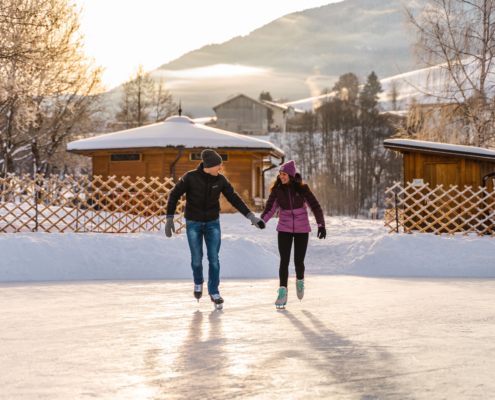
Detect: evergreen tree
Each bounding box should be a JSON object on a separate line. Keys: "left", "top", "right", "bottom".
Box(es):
{"left": 360, "top": 71, "right": 383, "bottom": 109}
{"left": 259, "top": 91, "right": 273, "bottom": 101}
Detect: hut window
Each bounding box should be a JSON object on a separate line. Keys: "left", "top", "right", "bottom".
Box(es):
{"left": 190, "top": 153, "right": 228, "bottom": 162}
{"left": 111, "top": 154, "right": 141, "bottom": 162}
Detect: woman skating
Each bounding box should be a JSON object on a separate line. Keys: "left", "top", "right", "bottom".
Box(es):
{"left": 260, "top": 160, "right": 326, "bottom": 308}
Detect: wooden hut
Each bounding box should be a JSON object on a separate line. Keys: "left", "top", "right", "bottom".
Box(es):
{"left": 67, "top": 116, "right": 283, "bottom": 212}
{"left": 384, "top": 139, "right": 495, "bottom": 233}
{"left": 384, "top": 139, "right": 495, "bottom": 190}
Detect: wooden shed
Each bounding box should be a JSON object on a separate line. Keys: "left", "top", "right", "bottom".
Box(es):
{"left": 384, "top": 139, "right": 495, "bottom": 234}
{"left": 67, "top": 116, "right": 283, "bottom": 212}
{"left": 384, "top": 139, "right": 495, "bottom": 191}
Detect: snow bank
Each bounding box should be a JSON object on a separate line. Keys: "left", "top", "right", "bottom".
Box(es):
{"left": 348, "top": 233, "right": 495, "bottom": 277}
{"left": 1, "top": 214, "right": 495, "bottom": 282}
{"left": 0, "top": 230, "right": 279, "bottom": 282}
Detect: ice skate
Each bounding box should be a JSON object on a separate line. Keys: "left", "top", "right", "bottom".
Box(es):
{"left": 296, "top": 279, "right": 304, "bottom": 301}
{"left": 275, "top": 287, "right": 288, "bottom": 309}
{"left": 194, "top": 284, "right": 203, "bottom": 302}
{"left": 210, "top": 294, "right": 224, "bottom": 309}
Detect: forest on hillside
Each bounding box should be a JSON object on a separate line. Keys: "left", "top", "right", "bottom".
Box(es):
{"left": 276, "top": 72, "right": 403, "bottom": 217}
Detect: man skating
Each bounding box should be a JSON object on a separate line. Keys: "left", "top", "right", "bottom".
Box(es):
{"left": 165, "top": 149, "right": 266, "bottom": 309}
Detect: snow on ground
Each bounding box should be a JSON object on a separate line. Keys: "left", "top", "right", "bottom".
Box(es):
{"left": 1, "top": 214, "right": 495, "bottom": 282}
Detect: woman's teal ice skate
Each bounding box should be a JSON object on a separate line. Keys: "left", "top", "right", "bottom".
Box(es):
{"left": 275, "top": 287, "right": 288, "bottom": 309}
{"left": 296, "top": 279, "right": 304, "bottom": 301}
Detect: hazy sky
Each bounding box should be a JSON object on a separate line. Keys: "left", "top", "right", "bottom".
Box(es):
{"left": 76, "top": 0, "right": 341, "bottom": 89}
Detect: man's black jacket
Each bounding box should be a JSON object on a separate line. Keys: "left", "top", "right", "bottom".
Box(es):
{"left": 166, "top": 163, "right": 251, "bottom": 222}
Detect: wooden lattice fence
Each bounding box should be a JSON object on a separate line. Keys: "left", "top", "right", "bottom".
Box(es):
{"left": 384, "top": 181, "right": 495, "bottom": 236}
{"left": 0, "top": 174, "right": 185, "bottom": 234}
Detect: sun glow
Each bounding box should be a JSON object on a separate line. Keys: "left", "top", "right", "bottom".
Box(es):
{"left": 75, "top": 0, "right": 341, "bottom": 89}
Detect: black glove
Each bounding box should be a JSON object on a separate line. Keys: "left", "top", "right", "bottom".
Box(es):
{"left": 256, "top": 219, "right": 266, "bottom": 229}
{"left": 317, "top": 226, "right": 326, "bottom": 239}
{"left": 164, "top": 216, "right": 175, "bottom": 238}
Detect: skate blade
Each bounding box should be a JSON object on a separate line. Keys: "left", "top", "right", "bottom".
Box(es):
{"left": 276, "top": 304, "right": 286, "bottom": 309}
{"left": 214, "top": 303, "right": 223, "bottom": 310}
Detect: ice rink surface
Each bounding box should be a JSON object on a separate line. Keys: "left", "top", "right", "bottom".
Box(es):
{"left": 2, "top": 276, "right": 495, "bottom": 399}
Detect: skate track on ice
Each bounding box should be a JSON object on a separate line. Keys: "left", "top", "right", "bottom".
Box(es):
{"left": 2, "top": 276, "right": 495, "bottom": 399}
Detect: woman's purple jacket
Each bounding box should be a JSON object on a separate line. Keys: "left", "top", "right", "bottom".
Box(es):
{"left": 260, "top": 184, "right": 325, "bottom": 233}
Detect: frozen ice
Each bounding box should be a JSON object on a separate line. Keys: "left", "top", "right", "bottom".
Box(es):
{"left": 2, "top": 277, "right": 495, "bottom": 399}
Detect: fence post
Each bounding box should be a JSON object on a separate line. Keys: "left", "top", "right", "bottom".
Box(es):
{"left": 395, "top": 192, "right": 399, "bottom": 234}
{"left": 34, "top": 181, "right": 39, "bottom": 232}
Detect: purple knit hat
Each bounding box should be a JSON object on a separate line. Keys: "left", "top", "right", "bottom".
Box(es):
{"left": 279, "top": 160, "right": 296, "bottom": 177}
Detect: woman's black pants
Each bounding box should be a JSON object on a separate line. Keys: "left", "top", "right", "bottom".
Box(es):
{"left": 278, "top": 231, "right": 309, "bottom": 288}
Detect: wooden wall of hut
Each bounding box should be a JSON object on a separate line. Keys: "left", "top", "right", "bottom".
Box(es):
{"left": 403, "top": 152, "right": 495, "bottom": 191}
{"left": 91, "top": 150, "right": 265, "bottom": 213}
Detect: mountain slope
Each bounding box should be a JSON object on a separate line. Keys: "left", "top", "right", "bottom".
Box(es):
{"left": 110, "top": 0, "right": 416, "bottom": 117}
{"left": 160, "top": 0, "right": 412, "bottom": 78}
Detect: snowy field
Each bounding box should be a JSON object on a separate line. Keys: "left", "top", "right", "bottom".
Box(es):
{"left": 2, "top": 277, "right": 495, "bottom": 399}
{"left": 1, "top": 214, "right": 495, "bottom": 282}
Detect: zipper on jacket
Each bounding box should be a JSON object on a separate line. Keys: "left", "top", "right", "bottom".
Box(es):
{"left": 203, "top": 175, "right": 209, "bottom": 221}
{"left": 288, "top": 187, "right": 294, "bottom": 233}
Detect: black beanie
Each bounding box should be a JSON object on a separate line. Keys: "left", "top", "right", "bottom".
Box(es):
{"left": 201, "top": 149, "right": 223, "bottom": 168}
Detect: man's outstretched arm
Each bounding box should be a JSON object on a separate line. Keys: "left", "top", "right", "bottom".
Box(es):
{"left": 221, "top": 179, "right": 265, "bottom": 229}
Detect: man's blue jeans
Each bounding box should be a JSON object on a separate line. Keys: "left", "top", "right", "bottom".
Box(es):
{"left": 185, "top": 219, "right": 221, "bottom": 295}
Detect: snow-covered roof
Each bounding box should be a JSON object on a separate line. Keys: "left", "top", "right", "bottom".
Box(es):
{"left": 261, "top": 100, "right": 304, "bottom": 114}
{"left": 283, "top": 91, "right": 338, "bottom": 113}
{"left": 67, "top": 116, "right": 284, "bottom": 157}
{"left": 384, "top": 139, "right": 495, "bottom": 161}
{"left": 192, "top": 116, "right": 217, "bottom": 125}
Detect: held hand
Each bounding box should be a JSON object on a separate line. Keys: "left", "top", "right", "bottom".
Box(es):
{"left": 247, "top": 212, "right": 266, "bottom": 229}
{"left": 165, "top": 216, "right": 176, "bottom": 238}
{"left": 317, "top": 226, "right": 326, "bottom": 239}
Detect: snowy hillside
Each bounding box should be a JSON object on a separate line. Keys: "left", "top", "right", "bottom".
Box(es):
{"left": 2, "top": 214, "right": 495, "bottom": 282}
{"left": 108, "top": 0, "right": 416, "bottom": 117}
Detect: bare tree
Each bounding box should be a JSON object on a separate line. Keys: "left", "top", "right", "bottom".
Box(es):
{"left": 404, "top": 0, "right": 495, "bottom": 147}
{"left": 116, "top": 64, "right": 154, "bottom": 128}
{"left": 0, "top": 0, "right": 105, "bottom": 176}
{"left": 152, "top": 78, "right": 176, "bottom": 122}
{"left": 388, "top": 79, "right": 401, "bottom": 111}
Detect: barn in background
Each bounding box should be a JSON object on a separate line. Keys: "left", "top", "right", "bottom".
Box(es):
{"left": 213, "top": 94, "right": 272, "bottom": 135}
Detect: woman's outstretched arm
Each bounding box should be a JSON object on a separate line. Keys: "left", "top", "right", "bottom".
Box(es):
{"left": 260, "top": 190, "right": 278, "bottom": 223}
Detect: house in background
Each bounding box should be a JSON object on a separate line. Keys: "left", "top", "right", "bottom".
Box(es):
{"left": 213, "top": 94, "right": 302, "bottom": 135}
{"left": 213, "top": 94, "right": 271, "bottom": 135}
